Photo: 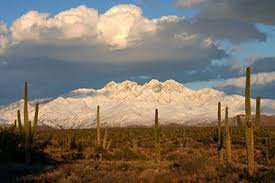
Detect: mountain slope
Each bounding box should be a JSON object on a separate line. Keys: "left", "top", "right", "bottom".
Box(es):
{"left": 1, "top": 79, "right": 275, "bottom": 128}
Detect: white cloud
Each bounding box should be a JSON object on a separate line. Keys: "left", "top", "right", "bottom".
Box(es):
{"left": 10, "top": 4, "right": 156, "bottom": 50}
{"left": 97, "top": 4, "right": 156, "bottom": 49}
{"left": 217, "top": 71, "right": 275, "bottom": 89}
{"left": 1, "top": 4, "right": 226, "bottom": 64}
{"left": 54, "top": 5, "right": 99, "bottom": 40}
{"left": 11, "top": 6, "right": 99, "bottom": 42}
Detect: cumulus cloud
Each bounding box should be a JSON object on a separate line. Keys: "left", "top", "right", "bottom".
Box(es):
{"left": 97, "top": 4, "right": 157, "bottom": 49}
{"left": 10, "top": 5, "right": 156, "bottom": 50}
{"left": 11, "top": 6, "right": 99, "bottom": 43}
{"left": 2, "top": 4, "right": 227, "bottom": 64}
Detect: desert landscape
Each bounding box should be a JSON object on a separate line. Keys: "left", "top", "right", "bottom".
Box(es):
{"left": 0, "top": 67, "right": 274, "bottom": 182}
{"left": 1, "top": 1, "right": 275, "bottom": 182}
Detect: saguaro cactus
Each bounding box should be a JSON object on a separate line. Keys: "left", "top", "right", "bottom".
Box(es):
{"left": 13, "top": 120, "right": 17, "bottom": 131}
{"left": 24, "top": 82, "right": 29, "bottom": 136}
{"left": 32, "top": 103, "right": 39, "bottom": 136}
{"left": 217, "top": 102, "right": 224, "bottom": 161}
{"left": 264, "top": 137, "right": 270, "bottom": 165}
{"left": 17, "top": 110, "right": 23, "bottom": 134}
{"left": 132, "top": 139, "right": 138, "bottom": 152}
{"left": 255, "top": 97, "right": 261, "bottom": 129}
{"left": 20, "top": 81, "right": 39, "bottom": 164}
{"left": 24, "top": 82, "right": 31, "bottom": 164}
{"left": 96, "top": 105, "right": 101, "bottom": 147}
{"left": 225, "top": 107, "right": 232, "bottom": 163}
{"left": 94, "top": 106, "right": 112, "bottom": 160}
{"left": 245, "top": 67, "right": 255, "bottom": 176}
{"left": 155, "top": 109, "right": 160, "bottom": 164}
{"left": 102, "top": 128, "right": 112, "bottom": 150}
{"left": 236, "top": 115, "right": 246, "bottom": 137}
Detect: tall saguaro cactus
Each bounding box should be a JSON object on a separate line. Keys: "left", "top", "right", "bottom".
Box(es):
{"left": 17, "top": 110, "right": 23, "bottom": 133}
{"left": 245, "top": 67, "right": 255, "bottom": 176}
{"left": 217, "top": 102, "right": 224, "bottom": 161}
{"left": 94, "top": 106, "right": 112, "bottom": 161}
{"left": 32, "top": 103, "right": 39, "bottom": 135}
{"left": 18, "top": 81, "right": 39, "bottom": 164}
{"left": 24, "top": 82, "right": 29, "bottom": 136}
{"left": 236, "top": 115, "right": 243, "bottom": 136}
{"left": 225, "top": 107, "right": 232, "bottom": 163}
{"left": 255, "top": 97, "right": 261, "bottom": 128}
{"left": 155, "top": 109, "right": 160, "bottom": 164}
{"left": 24, "top": 82, "right": 31, "bottom": 164}
{"left": 96, "top": 105, "right": 101, "bottom": 147}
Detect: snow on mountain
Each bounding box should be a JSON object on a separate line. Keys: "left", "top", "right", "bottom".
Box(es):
{"left": 0, "top": 79, "right": 274, "bottom": 129}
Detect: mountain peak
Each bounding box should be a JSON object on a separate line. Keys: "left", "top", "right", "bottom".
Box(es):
{"left": 1, "top": 79, "right": 275, "bottom": 129}
{"left": 162, "top": 79, "right": 187, "bottom": 90}
{"left": 105, "top": 81, "right": 118, "bottom": 89}
{"left": 104, "top": 79, "right": 191, "bottom": 93}
{"left": 144, "top": 79, "right": 162, "bottom": 91}
{"left": 104, "top": 80, "right": 138, "bottom": 90}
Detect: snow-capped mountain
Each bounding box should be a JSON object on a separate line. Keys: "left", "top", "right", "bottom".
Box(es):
{"left": 1, "top": 79, "right": 275, "bottom": 128}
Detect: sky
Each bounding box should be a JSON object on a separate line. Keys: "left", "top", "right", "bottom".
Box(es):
{"left": 0, "top": 0, "right": 275, "bottom": 105}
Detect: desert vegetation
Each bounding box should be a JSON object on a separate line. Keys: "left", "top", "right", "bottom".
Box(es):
{"left": 0, "top": 67, "right": 274, "bottom": 182}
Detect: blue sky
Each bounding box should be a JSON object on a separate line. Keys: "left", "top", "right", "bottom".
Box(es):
{"left": 0, "top": 0, "right": 275, "bottom": 104}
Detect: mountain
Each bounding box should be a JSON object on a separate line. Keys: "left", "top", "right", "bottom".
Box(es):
{"left": 0, "top": 79, "right": 275, "bottom": 129}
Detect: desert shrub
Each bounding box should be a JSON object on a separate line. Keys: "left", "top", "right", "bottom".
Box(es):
{"left": 105, "top": 147, "right": 147, "bottom": 161}
{"left": 0, "top": 126, "right": 25, "bottom": 162}
{"left": 217, "top": 164, "right": 244, "bottom": 180}
{"left": 169, "top": 154, "right": 209, "bottom": 176}
{"left": 254, "top": 168, "right": 275, "bottom": 183}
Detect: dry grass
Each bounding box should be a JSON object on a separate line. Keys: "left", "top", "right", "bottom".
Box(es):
{"left": 1, "top": 126, "right": 274, "bottom": 182}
